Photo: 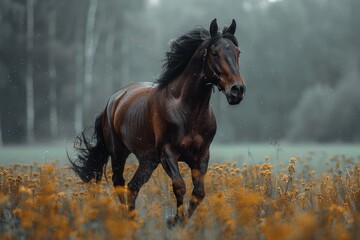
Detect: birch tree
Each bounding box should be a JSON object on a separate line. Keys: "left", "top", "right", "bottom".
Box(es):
{"left": 0, "top": 117, "right": 2, "bottom": 146}
{"left": 48, "top": 4, "right": 58, "bottom": 139}
{"left": 83, "top": 0, "right": 99, "bottom": 121}
{"left": 74, "top": 52, "right": 84, "bottom": 134}
{"left": 104, "top": 26, "right": 115, "bottom": 94}
{"left": 74, "top": 14, "right": 85, "bottom": 134}
{"left": 26, "top": 0, "right": 35, "bottom": 143}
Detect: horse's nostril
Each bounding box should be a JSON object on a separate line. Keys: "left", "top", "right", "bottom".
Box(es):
{"left": 230, "top": 84, "right": 245, "bottom": 97}
{"left": 230, "top": 85, "right": 240, "bottom": 97}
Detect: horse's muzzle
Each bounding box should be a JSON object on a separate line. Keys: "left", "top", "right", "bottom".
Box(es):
{"left": 226, "top": 84, "right": 246, "bottom": 105}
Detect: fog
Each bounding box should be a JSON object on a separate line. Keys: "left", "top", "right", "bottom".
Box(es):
{"left": 0, "top": 0, "right": 359, "bottom": 146}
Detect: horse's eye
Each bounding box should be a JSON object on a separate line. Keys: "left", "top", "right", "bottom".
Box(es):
{"left": 211, "top": 51, "right": 218, "bottom": 57}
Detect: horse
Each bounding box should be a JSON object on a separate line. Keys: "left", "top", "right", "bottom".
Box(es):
{"left": 69, "top": 18, "right": 246, "bottom": 227}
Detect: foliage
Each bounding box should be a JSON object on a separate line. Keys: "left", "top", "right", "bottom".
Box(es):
{"left": 1, "top": 151, "right": 360, "bottom": 239}
{"left": 288, "top": 67, "right": 360, "bottom": 142}
{"left": 0, "top": 0, "right": 359, "bottom": 144}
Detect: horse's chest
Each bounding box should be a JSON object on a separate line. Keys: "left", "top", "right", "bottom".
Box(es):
{"left": 178, "top": 132, "right": 204, "bottom": 155}
{"left": 166, "top": 106, "right": 215, "bottom": 155}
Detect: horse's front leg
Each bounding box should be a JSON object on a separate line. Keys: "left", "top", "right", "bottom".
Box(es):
{"left": 160, "top": 144, "right": 186, "bottom": 227}
{"left": 188, "top": 149, "right": 209, "bottom": 218}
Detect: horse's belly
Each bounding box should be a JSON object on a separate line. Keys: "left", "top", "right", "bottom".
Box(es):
{"left": 119, "top": 95, "right": 156, "bottom": 157}
{"left": 122, "top": 127, "right": 156, "bottom": 157}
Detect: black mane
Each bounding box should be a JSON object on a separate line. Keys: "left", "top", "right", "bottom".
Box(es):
{"left": 156, "top": 26, "right": 238, "bottom": 89}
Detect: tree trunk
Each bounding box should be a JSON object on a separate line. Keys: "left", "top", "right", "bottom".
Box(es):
{"left": 26, "top": 0, "right": 35, "bottom": 143}
{"left": 74, "top": 50, "right": 84, "bottom": 134}
{"left": 83, "top": 0, "right": 99, "bottom": 120}
{"left": 0, "top": 116, "right": 3, "bottom": 146}
{"left": 75, "top": 39, "right": 84, "bottom": 133}
{"left": 105, "top": 29, "right": 115, "bottom": 94}
{"left": 48, "top": 9, "right": 58, "bottom": 139}
{"left": 120, "top": 42, "right": 130, "bottom": 87}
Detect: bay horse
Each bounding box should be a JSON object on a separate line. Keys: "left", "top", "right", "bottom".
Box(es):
{"left": 70, "top": 19, "right": 246, "bottom": 227}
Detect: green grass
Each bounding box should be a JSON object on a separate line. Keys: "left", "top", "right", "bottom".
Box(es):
{"left": 0, "top": 142, "right": 70, "bottom": 165}
{"left": 211, "top": 143, "right": 360, "bottom": 173}
{"left": 1, "top": 142, "right": 359, "bottom": 168}
{"left": 211, "top": 143, "right": 360, "bottom": 162}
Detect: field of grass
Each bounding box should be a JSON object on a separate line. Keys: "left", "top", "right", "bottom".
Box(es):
{"left": 1, "top": 143, "right": 360, "bottom": 239}
{"left": 1, "top": 142, "right": 360, "bottom": 166}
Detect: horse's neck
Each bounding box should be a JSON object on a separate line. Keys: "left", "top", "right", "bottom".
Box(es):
{"left": 171, "top": 55, "right": 213, "bottom": 114}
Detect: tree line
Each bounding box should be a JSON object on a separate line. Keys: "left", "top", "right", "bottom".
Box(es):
{"left": 0, "top": 0, "right": 359, "bottom": 145}
{"left": 0, "top": 0, "right": 144, "bottom": 144}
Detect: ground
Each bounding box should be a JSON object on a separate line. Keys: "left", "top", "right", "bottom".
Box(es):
{"left": 1, "top": 143, "right": 360, "bottom": 239}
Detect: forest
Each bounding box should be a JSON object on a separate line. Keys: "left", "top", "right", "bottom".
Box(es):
{"left": 0, "top": 0, "right": 359, "bottom": 145}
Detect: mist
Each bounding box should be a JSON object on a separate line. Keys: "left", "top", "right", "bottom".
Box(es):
{"left": 0, "top": 0, "right": 359, "bottom": 146}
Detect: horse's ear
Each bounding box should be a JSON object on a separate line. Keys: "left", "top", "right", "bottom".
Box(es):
{"left": 226, "top": 19, "right": 236, "bottom": 35}
{"left": 209, "top": 18, "right": 218, "bottom": 38}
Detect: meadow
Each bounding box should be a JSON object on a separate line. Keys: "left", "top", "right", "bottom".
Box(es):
{"left": 1, "top": 144, "right": 360, "bottom": 239}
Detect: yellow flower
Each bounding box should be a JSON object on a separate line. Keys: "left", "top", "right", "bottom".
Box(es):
{"left": 288, "top": 164, "right": 295, "bottom": 173}
{"left": 290, "top": 157, "right": 297, "bottom": 164}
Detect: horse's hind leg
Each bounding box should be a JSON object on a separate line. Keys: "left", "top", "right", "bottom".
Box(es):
{"left": 111, "top": 144, "right": 130, "bottom": 205}
{"left": 127, "top": 157, "right": 158, "bottom": 211}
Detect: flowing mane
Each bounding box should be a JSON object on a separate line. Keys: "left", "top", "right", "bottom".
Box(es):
{"left": 156, "top": 25, "right": 238, "bottom": 89}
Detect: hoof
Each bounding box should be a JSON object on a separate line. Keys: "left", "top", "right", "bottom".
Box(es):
{"left": 166, "top": 215, "right": 186, "bottom": 229}
{"left": 128, "top": 209, "right": 138, "bottom": 220}
{"left": 166, "top": 215, "right": 179, "bottom": 229}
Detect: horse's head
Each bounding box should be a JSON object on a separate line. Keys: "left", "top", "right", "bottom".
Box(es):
{"left": 205, "top": 19, "right": 246, "bottom": 105}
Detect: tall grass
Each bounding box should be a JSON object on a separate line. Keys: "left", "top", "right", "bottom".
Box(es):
{"left": 1, "top": 153, "right": 360, "bottom": 239}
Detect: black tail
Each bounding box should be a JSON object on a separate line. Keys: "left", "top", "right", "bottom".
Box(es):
{"left": 69, "top": 113, "right": 109, "bottom": 183}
